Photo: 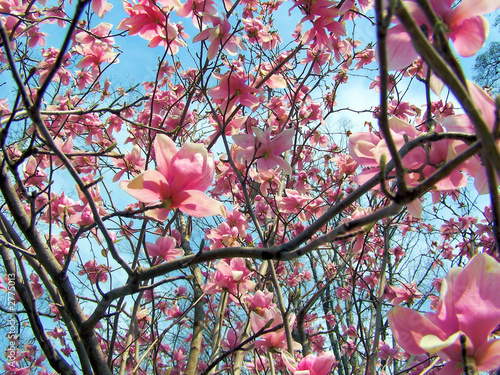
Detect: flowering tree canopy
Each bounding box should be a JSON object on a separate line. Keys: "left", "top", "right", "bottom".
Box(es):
{"left": 0, "top": 0, "right": 500, "bottom": 374}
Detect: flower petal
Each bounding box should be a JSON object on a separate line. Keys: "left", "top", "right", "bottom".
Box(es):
{"left": 388, "top": 306, "right": 445, "bottom": 355}
{"left": 120, "top": 170, "right": 170, "bottom": 203}
{"left": 171, "top": 142, "right": 215, "bottom": 192}
{"left": 385, "top": 25, "right": 419, "bottom": 71}
{"left": 420, "top": 332, "right": 461, "bottom": 355}
{"left": 475, "top": 339, "right": 500, "bottom": 372}
{"left": 450, "top": 16, "right": 489, "bottom": 57}
{"left": 452, "top": 253, "right": 500, "bottom": 349}
{"left": 172, "top": 190, "right": 224, "bottom": 217}
{"left": 154, "top": 134, "right": 178, "bottom": 179}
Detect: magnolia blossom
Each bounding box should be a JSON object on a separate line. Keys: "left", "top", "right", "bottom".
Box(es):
{"left": 112, "top": 145, "right": 146, "bottom": 182}
{"left": 250, "top": 307, "right": 302, "bottom": 350}
{"left": 78, "top": 260, "right": 110, "bottom": 284}
{"left": 202, "top": 258, "right": 256, "bottom": 297}
{"left": 386, "top": 0, "right": 500, "bottom": 70}
{"left": 233, "top": 127, "right": 294, "bottom": 174}
{"left": 121, "top": 134, "right": 224, "bottom": 220}
{"left": 192, "top": 14, "right": 245, "bottom": 60}
{"left": 388, "top": 253, "right": 500, "bottom": 374}
{"left": 282, "top": 350, "right": 337, "bottom": 375}
{"left": 145, "top": 236, "right": 184, "bottom": 262}
{"left": 384, "top": 281, "right": 422, "bottom": 305}
{"left": 438, "top": 82, "right": 497, "bottom": 195}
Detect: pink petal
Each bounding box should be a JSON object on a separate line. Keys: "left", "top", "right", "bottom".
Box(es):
{"left": 170, "top": 143, "right": 214, "bottom": 192}
{"left": 473, "top": 167, "right": 489, "bottom": 195}
{"left": 467, "top": 81, "right": 496, "bottom": 129}
{"left": 450, "top": 16, "right": 489, "bottom": 57}
{"left": 475, "top": 339, "right": 500, "bottom": 371}
{"left": 388, "top": 306, "right": 445, "bottom": 355}
{"left": 120, "top": 170, "right": 170, "bottom": 203}
{"left": 172, "top": 190, "right": 223, "bottom": 217}
{"left": 311, "top": 352, "right": 336, "bottom": 375}
{"left": 433, "top": 170, "right": 468, "bottom": 191}
{"left": 270, "top": 129, "right": 294, "bottom": 155}
{"left": 432, "top": 267, "right": 461, "bottom": 335}
{"left": 439, "top": 114, "right": 475, "bottom": 133}
{"left": 448, "top": 0, "right": 500, "bottom": 25}
{"left": 436, "top": 361, "right": 463, "bottom": 375}
{"left": 233, "top": 133, "right": 258, "bottom": 149}
{"left": 452, "top": 253, "right": 500, "bottom": 349}
{"left": 349, "top": 132, "right": 381, "bottom": 167}
{"left": 385, "top": 25, "right": 419, "bottom": 71}
{"left": 154, "top": 134, "right": 178, "bottom": 179}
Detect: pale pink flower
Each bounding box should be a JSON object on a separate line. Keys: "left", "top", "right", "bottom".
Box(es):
{"left": 192, "top": 14, "right": 245, "bottom": 60}
{"left": 145, "top": 236, "right": 184, "bottom": 262}
{"left": 388, "top": 253, "right": 500, "bottom": 374}
{"left": 233, "top": 127, "right": 294, "bottom": 174}
{"left": 439, "top": 82, "right": 497, "bottom": 194}
{"left": 120, "top": 134, "right": 224, "bottom": 220}
{"left": 92, "top": 0, "right": 112, "bottom": 17}
{"left": 112, "top": 145, "right": 146, "bottom": 182}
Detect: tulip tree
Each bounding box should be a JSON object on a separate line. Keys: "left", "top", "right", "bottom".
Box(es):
{"left": 0, "top": 0, "right": 499, "bottom": 374}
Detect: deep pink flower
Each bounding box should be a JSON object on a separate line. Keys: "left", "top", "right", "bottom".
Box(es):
{"left": 120, "top": 134, "right": 224, "bottom": 220}
{"left": 388, "top": 253, "right": 500, "bottom": 374}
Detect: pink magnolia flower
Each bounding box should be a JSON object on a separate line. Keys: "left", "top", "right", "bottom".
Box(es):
{"left": 282, "top": 350, "right": 337, "bottom": 375}
{"left": 208, "top": 71, "right": 262, "bottom": 112}
{"left": 120, "top": 134, "right": 224, "bottom": 220}
{"left": 384, "top": 281, "right": 422, "bottom": 305}
{"left": 23, "top": 156, "right": 48, "bottom": 187}
{"left": 244, "top": 290, "right": 275, "bottom": 315}
{"left": 250, "top": 307, "right": 302, "bottom": 350}
{"left": 145, "top": 235, "right": 184, "bottom": 262}
{"left": 386, "top": 0, "right": 500, "bottom": 70}
{"left": 29, "top": 273, "right": 44, "bottom": 299}
{"left": 439, "top": 82, "right": 497, "bottom": 194}
{"left": 117, "top": 0, "right": 186, "bottom": 52}
{"left": 78, "top": 260, "right": 110, "bottom": 284}
{"left": 92, "top": 0, "right": 112, "bottom": 17}
{"left": 112, "top": 145, "right": 146, "bottom": 182}
{"left": 176, "top": 0, "right": 217, "bottom": 26}
{"left": 388, "top": 253, "right": 500, "bottom": 374}
{"left": 192, "top": 14, "right": 245, "bottom": 60}
{"left": 202, "top": 258, "right": 256, "bottom": 296}
{"left": 277, "top": 189, "right": 312, "bottom": 221}
{"left": 233, "top": 127, "right": 294, "bottom": 174}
